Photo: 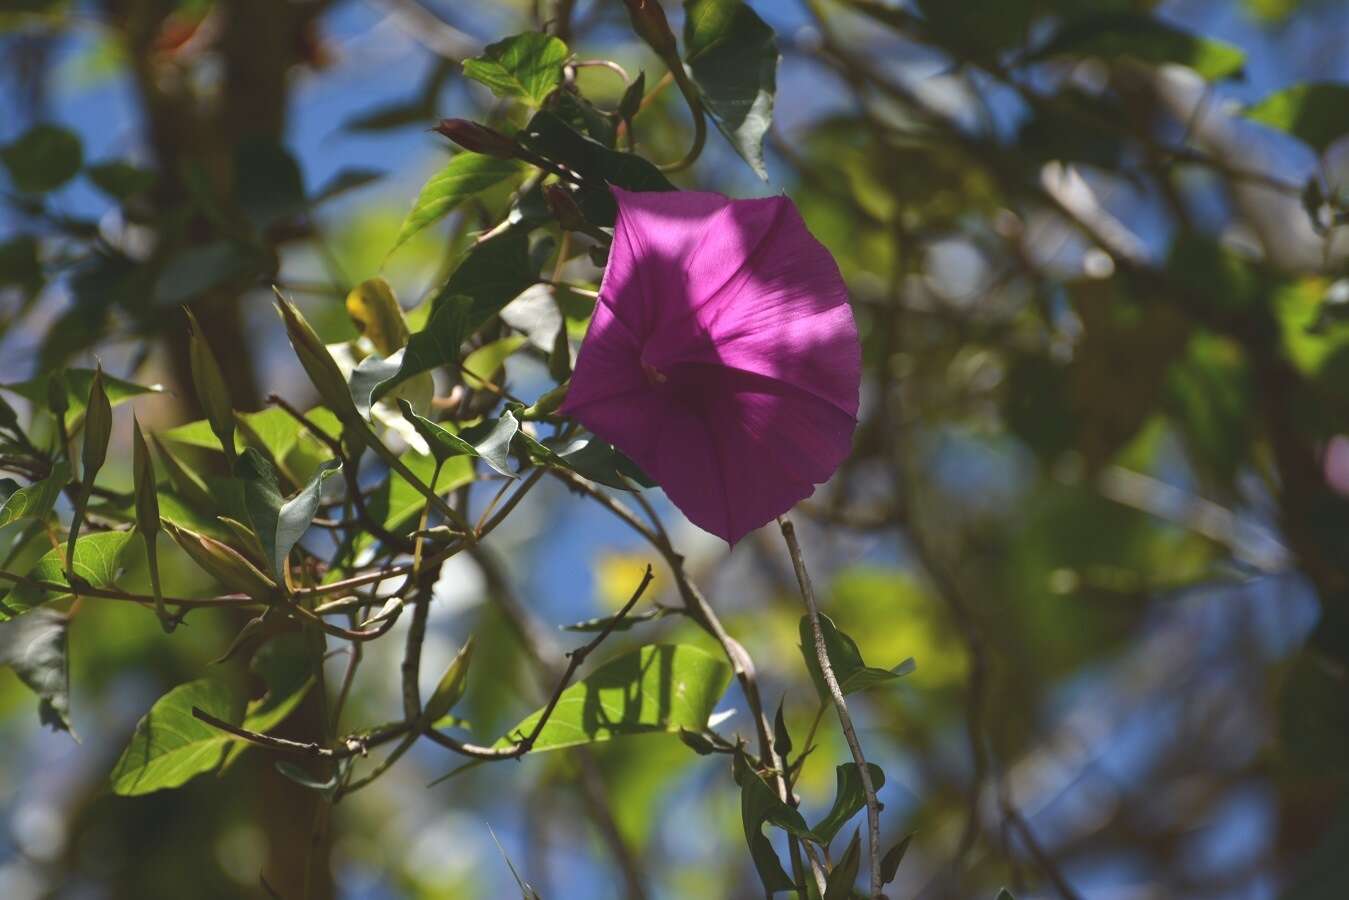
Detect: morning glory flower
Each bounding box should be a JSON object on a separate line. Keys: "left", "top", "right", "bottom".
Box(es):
{"left": 560, "top": 188, "right": 861, "bottom": 544}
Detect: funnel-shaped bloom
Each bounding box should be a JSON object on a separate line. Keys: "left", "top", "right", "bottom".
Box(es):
{"left": 560, "top": 188, "right": 860, "bottom": 544}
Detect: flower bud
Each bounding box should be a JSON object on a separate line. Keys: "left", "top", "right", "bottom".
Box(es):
{"left": 130, "top": 416, "right": 159, "bottom": 540}
{"left": 618, "top": 70, "right": 647, "bottom": 122}
{"left": 184, "top": 307, "right": 236, "bottom": 462}
{"left": 81, "top": 364, "right": 112, "bottom": 480}
{"left": 132, "top": 416, "right": 174, "bottom": 631}
{"left": 544, "top": 184, "right": 589, "bottom": 233}
{"left": 274, "top": 292, "right": 360, "bottom": 422}
{"left": 422, "top": 636, "right": 475, "bottom": 725}
{"left": 165, "top": 521, "right": 279, "bottom": 602}
{"left": 433, "top": 119, "right": 519, "bottom": 160}
{"left": 623, "top": 0, "right": 679, "bottom": 62}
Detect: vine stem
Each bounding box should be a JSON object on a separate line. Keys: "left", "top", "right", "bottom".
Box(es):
{"left": 778, "top": 516, "right": 882, "bottom": 898}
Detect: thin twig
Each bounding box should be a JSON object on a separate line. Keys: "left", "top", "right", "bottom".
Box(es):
{"left": 779, "top": 516, "right": 882, "bottom": 898}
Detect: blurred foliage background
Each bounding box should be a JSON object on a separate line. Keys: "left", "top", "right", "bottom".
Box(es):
{"left": 2, "top": 0, "right": 1349, "bottom": 898}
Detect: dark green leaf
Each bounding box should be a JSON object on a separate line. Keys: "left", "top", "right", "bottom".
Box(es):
{"left": 799, "top": 613, "right": 916, "bottom": 698}
{"left": 399, "top": 401, "right": 518, "bottom": 477}
{"left": 463, "top": 32, "right": 570, "bottom": 106}
{"left": 109, "top": 677, "right": 244, "bottom": 796}
{"left": 0, "top": 608, "right": 72, "bottom": 733}
{"left": 233, "top": 138, "right": 305, "bottom": 229}
{"left": 824, "top": 829, "right": 862, "bottom": 900}
{"left": 518, "top": 111, "right": 674, "bottom": 225}
{"left": 881, "top": 833, "right": 913, "bottom": 885}
{"left": 813, "top": 762, "right": 887, "bottom": 844}
{"left": 0, "top": 461, "right": 69, "bottom": 529}
{"left": 996, "top": 890, "right": 1017, "bottom": 900}
{"left": 734, "top": 747, "right": 818, "bottom": 894}
{"left": 2, "top": 368, "right": 162, "bottom": 428}
{"left": 388, "top": 153, "right": 523, "bottom": 258}
{"left": 1245, "top": 82, "right": 1349, "bottom": 154}
{"left": 517, "top": 431, "right": 655, "bottom": 490}
{"left": 562, "top": 605, "right": 674, "bottom": 633}
{"left": 240, "top": 632, "right": 317, "bottom": 734}
{"left": 235, "top": 448, "right": 340, "bottom": 582}
{"left": 311, "top": 167, "right": 383, "bottom": 206}
{"left": 86, "top": 161, "right": 156, "bottom": 201}
{"left": 684, "top": 0, "right": 779, "bottom": 179}
{"left": 493, "top": 643, "right": 732, "bottom": 752}
{"left": 153, "top": 241, "right": 265, "bottom": 305}
{"left": 774, "top": 698, "right": 792, "bottom": 759}
{"left": 1, "top": 124, "right": 82, "bottom": 193}
{"left": 0, "top": 235, "right": 42, "bottom": 296}
{"left": 371, "top": 230, "right": 536, "bottom": 398}
{"left": 1031, "top": 13, "right": 1245, "bottom": 80}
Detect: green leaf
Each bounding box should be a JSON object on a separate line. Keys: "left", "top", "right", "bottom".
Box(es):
{"left": 423, "top": 637, "right": 474, "bottom": 724}
{"left": 398, "top": 401, "right": 518, "bottom": 477}
{"left": 562, "top": 605, "right": 675, "bottom": 633}
{"left": 493, "top": 643, "right": 732, "bottom": 752}
{"left": 109, "top": 677, "right": 244, "bottom": 796}
{"left": 463, "top": 32, "right": 570, "bottom": 106}
{"left": 0, "top": 531, "right": 133, "bottom": 621}
{"left": 995, "top": 890, "right": 1017, "bottom": 900}
{"left": 1031, "top": 13, "right": 1246, "bottom": 80}
{"left": 734, "top": 747, "right": 818, "bottom": 894}
{"left": 153, "top": 241, "right": 265, "bottom": 305}
{"left": 813, "top": 762, "right": 887, "bottom": 844}
{"left": 518, "top": 111, "right": 675, "bottom": 225}
{"left": 240, "top": 632, "right": 316, "bottom": 734}
{"left": 1245, "top": 82, "right": 1349, "bottom": 154}
{"left": 0, "top": 460, "right": 69, "bottom": 528}
{"left": 799, "top": 613, "right": 915, "bottom": 698}
{"left": 235, "top": 448, "right": 340, "bottom": 582}
{"left": 773, "top": 698, "right": 792, "bottom": 759}
{"left": 0, "top": 234, "right": 42, "bottom": 296}
{"left": 85, "top": 160, "right": 156, "bottom": 201}
{"left": 369, "top": 230, "right": 536, "bottom": 399}
{"left": 1, "top": 124, "right": 82, "bottom": 193}
{"left": 0, "top": 608, "right": 72, "bottom": 733}
{"left": 462, "top": 335, "right": 527, "bottom": 389}
{"left": 880, "top": 834, "right": 913, "bottom": 885}
{"left": 684, "top": 0, "right": 779, "bottom": 179}
{"left": 1, "top": 368, "right": 162, "bottom": 428}
{"left": 516, "top": 430, "right": 654, "bottom": 490}
{"left": 388, "top": 153, "right": 522, "bottom": 259}
{"left": 824, "top": 829, "right": 862, "bottom": 900}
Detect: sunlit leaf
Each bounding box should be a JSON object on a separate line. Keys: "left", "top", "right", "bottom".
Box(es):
{"left": 0, "top": 608, "right": 72, "bottom": 733}
{"left": 1245, "top": 82, "right": 1349, "bottom": 153}
{"left": 387, "top": 154, "right": 522, "bottom": 259}
{"left": 799, "top": 613, "right": 915, "bottom": 698}
{"left": 813, "top": 762, "right": 886, "bottom": 844}
{"left": 0, "top": 531, "right": 133, "bottom": 621}
{"left": 463, "top": 32, "right": 569, "bottom": 106}
{"left": 684, "top": 0, "right": 779, "bottom": 179}
{"left": 108, "top": 677, "right": 243, "bottom": 796}
{"left": 493, "top": 643, "right": 732, "bottom": 752}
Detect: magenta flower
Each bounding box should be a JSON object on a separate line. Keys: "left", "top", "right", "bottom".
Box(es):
{"left": 559, "top": 188, "right": 861, "bottom": 544}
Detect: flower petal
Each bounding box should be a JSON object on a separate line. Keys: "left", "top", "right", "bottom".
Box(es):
{"left": 559, "top": 298, "right": 645, "bottom": 413}
{"left": 605, "top": 187, "right": 732, "bottom": 339}
{"left": 677, "top": 197, "right": 860, "bottom": 417}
